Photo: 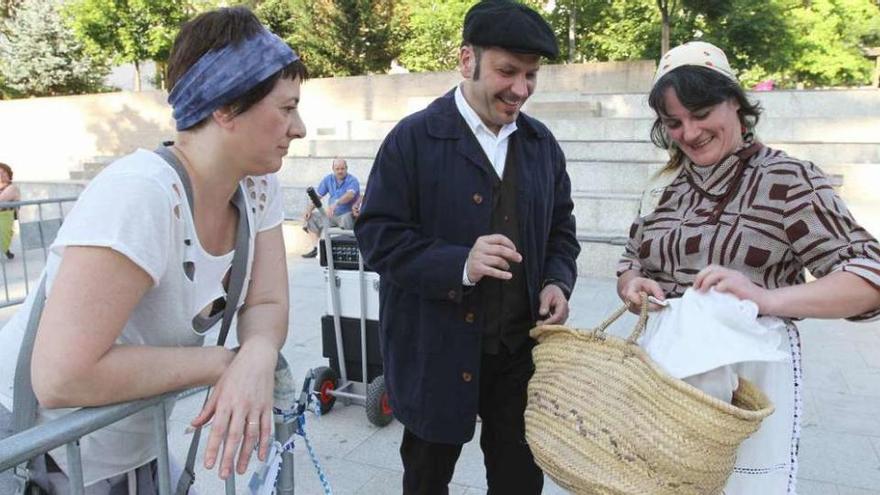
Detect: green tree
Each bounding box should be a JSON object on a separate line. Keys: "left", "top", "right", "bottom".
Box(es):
{"left": 1, "top": 0, "right": 21, "bottom": 25}
{"left": 65, "top": 0, "right": 188, "bottom": 91}
{"left": 397, "top": 0, "right": 475, "bottom": 72}
{"left": 0, "top": 0, "right": 107, "bottom": 97}
{"left": 786, "top": 0, "right": 880, "bottom": 87}
{"left": 0, "top": 0, "right": 22, "bottom": 96}
{"left": 285, "top": 0, "right": 405, "bottom": 77}
{"left": 530, "top": 0, "right": 878, "bottom": 88}
{"left": 254, "top": 0, "right": 298, "bottom": 40}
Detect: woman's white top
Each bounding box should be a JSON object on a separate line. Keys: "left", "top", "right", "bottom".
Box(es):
{"left": 0, "top": 149, "right": 284, "bottom": 486}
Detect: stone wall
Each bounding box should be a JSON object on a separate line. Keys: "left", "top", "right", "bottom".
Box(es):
{"left": 0, "top": 61, "right": 656, "bottom": 181}
{"left": 0, "top": 92, "right": 174, "bottom": 182}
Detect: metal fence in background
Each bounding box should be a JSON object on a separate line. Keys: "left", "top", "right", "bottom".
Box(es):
{"left": 0, "top": 197, "right": 78, "bottom": 308}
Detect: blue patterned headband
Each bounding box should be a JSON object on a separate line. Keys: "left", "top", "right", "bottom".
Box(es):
{"left": 168, "top": 28, "right": 299, "bottom": 131}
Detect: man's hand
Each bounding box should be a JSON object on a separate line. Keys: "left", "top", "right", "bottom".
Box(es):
{"left": 536, "top": 284, "right": 569, "bottom": 325}
{"left": 465, "top": 234, "right": 522, "bottom": 283}
{"left": 327, "top": 204, "right": 336, "bottom": 218}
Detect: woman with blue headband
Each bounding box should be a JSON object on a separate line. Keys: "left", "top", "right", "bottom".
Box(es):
{"left": 0, "top": 7, "right": 307, "bottom": 493}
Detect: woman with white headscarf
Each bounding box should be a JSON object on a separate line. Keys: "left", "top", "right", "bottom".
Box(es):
{"left": 617, "top": 41, "right": 880, "bottom": 493}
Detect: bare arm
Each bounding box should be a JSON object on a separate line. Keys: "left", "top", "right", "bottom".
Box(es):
{"left": 31, "top": 246, "right": 234, "bottom": 408}
{"left": 334, "top": 190, "right": 356, "bottom": 206}
{"left": 766, "top": 271, "right": 880, "bottom": 319}
{"left": 694, "top": 266, "right": 880, "bottom": 319}
{"left": 238, "top": 225, "right": 289, "bottom": 349}
{"left": 194, "top": 225, "right": 290, "bottom": 478}
{"left": 0, "top": 184, "right": 20, "bottom": 202}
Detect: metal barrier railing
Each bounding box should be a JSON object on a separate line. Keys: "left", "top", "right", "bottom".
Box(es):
{"left": 0, "top": 355, "right": 302, "bottom": 495}
{"left": 0, "top": 197, "right": 79, "bottom": 308}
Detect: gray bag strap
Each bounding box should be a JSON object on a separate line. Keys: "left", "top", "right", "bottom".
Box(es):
{"left": 154, "top": 145, "right": 252, "bottom": 494}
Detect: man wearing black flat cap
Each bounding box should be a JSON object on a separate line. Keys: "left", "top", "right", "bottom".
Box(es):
{"left": 355, "top": 1, "right": 579, "bottom": 493}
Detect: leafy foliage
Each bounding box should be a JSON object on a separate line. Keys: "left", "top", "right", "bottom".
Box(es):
{"left": 65, "top": 0, "right": 188, "bottom": 89}
{"left": 785, "top": 0, "right": 880, "bottom": 87}
{"left": 284, "top": 0, "right": 406, "bottom": 77}
{"left": 527, "top": 0, "right": 880, "bottom": 88}
{"left": 3, "top": 0, "right": 878, "bottom": 97}
{"left": 0, "top": 0, "right": 107, "bottom": 97}
{"left": 397, "top": 0, "right": 475, "bottom": 72}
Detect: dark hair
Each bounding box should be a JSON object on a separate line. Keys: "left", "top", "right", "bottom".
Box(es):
{"left": 471, "top": 45, "right": 484, "bottom": 80}
{"left": 648, "top": 66, "right": 762, "bottom": 171}
{"left": 460, "top": 43, "right": 487, "bottom": 80}
{"left": 0, "top": 163, "right": 12, "bottom": 181}
{"left": 167, "top": 7, "right": 308, "bottom": 130}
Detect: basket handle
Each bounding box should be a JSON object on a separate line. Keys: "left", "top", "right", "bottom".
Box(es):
{"left": 594, "top": 293, "right": 650, "bottom": 344}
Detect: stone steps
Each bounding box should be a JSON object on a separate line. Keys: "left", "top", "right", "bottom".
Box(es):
{"left": 60, "top": 85, "right": 880, "bottom": 280}
{"left": 279, "top": 184, "right": 640, "bottom": 233}
{"left": 521, "top": 90, "right": 880, "bottom": 119}
{"left": 286, "top": 138, "right": 880, "bottom": 167}
{"left": 280, "top": 184, "right": 630, "bottom": 278}
{"left": 278, "top": 157, "right": 664, "bottom": 194}
{"left": 306, "top": 116, "right": 880, "bottom": 143}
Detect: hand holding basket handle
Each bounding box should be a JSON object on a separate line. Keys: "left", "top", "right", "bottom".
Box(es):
{"left": 591, "top": 292, "right": 650, "bottom": 345}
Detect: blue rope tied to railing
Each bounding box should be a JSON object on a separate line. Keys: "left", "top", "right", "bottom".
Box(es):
{"left": 248, "top": 393, "right": 332, "bottom": 495}
{"left": 295, "top": 412, "right": 333, "bottom": 494}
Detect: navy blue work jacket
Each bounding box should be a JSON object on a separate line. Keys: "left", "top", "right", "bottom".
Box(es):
{"left": 354, "top": 89, "right": 580, "bottom": 444}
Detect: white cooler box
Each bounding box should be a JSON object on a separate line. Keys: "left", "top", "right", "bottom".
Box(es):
{"left": 325, "top": 269, "right": 380, "bottom": 320}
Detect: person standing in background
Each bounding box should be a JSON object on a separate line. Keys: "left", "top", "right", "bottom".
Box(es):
{"left": 0, "top": 162, "right": 21, "bottom": 260}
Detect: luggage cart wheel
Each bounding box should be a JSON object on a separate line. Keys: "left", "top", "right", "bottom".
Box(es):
{"left": 366, "top": 375, "right": 394, "bottom": 427}
{"left": 313, "top": 366, "right": 339, "bottom": 414}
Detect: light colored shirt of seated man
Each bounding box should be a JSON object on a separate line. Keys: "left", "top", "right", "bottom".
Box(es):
{"left": 317, "top": 158, "right": 360, "bottom": 217}
{"left": 303, "top": 158, "right": 360, "bottom": 235}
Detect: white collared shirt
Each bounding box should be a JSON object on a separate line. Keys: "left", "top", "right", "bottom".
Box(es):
{"left": 454, "top": 84, "right": 518, "bottom": 178}
{"left": 455, "top": 85, "right": 519, "bottom": 286}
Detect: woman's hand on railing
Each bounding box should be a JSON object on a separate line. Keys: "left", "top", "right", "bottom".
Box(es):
{"left": 191, "top": 337, "right": 279, "bottom": 480}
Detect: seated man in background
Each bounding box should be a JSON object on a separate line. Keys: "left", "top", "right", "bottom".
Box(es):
{"left": 302, "top": 157, "right": 360, "bottom": 257}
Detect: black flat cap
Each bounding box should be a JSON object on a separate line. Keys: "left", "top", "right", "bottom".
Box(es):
{"left": 462, "top": 0, "right": 558, "bottom": 59}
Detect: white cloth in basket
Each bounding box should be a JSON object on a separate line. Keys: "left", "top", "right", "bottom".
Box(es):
{"left": 638, "top": 288, "right": 788, "bottom": 401}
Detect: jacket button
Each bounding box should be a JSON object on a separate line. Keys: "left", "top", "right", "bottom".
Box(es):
{"left": 472, "top": 193, "right": 483, "bottom": 205}
{"left": 447, "top": 289, "right": 457, "bottom": 300}
{"left": 503, "top": 215, "right": 510, "bottom": 222}
{"left": 464, "top": 312, "right": 475, "bottom": 323}
{"left": 462, "top": 372, "right": 473, "bottom": 383}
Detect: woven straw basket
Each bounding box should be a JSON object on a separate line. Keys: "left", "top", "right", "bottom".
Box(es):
{"left": 525, "top": 298, "right": 775, "bottom": 495}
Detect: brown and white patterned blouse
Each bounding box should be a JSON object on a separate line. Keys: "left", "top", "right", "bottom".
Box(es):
{"left": 618, "top": 144, "right": 880, "bottom": 321}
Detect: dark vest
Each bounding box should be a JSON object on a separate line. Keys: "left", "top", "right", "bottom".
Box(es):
{"left": 480, "top": 136, "right": 532, "bottom": 354}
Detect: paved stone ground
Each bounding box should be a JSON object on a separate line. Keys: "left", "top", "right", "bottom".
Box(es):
{"left": 2, "top": 253, "right": 879, "bottom": 494}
